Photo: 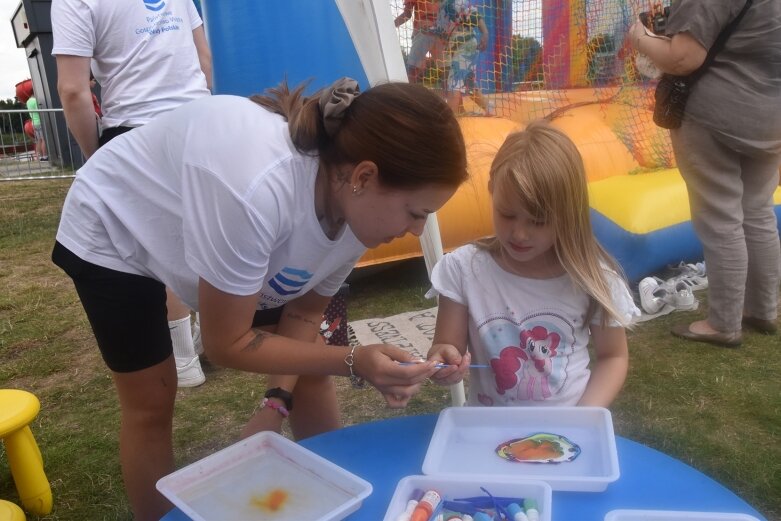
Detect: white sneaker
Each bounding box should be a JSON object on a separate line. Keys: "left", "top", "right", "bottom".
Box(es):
{"left": 638, "top": 276, "right": 667, "bottom": 314}
{"left": 663, "top": 280, "right": 697, "bottom": 310}
{"left": 176, "top": 356, "right": 205, "bottom": 388}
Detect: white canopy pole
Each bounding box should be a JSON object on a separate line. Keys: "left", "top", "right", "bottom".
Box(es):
{"left": 335, "top": 0, "right": 466, "bottom": 406}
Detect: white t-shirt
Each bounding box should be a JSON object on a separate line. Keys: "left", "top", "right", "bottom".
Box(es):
{"left": 56, "top": 95, "right": 367, "bottom": 311}
{"left": 51, "top": 0, "right": 210, "bottom": 128}
{"left": 430, "top": 244, "right": 639, "bottom": 407}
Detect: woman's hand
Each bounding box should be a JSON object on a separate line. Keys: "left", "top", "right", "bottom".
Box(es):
{"left": 354, "top": 344, "right": 438, "bottom": 408}
{"left": 427, "top": 343, "right": 470, "bottom": 386}
{"left": 628, "top": 21, "right": 647, "bottom": 51}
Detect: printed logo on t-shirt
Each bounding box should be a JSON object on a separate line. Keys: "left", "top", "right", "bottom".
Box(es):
{"left": 143, "top": 0, "right": 166, "bottom": 12}
{"left": 478, "top": 312, "right": 574, "bottom": 404}
{"left": 267, "top": 267, "right": 313, "bottom": 297}
{"left": 136, "top": 2, "right": 184, "bottom": 36}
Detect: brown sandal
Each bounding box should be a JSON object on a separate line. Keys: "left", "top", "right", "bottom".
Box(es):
{"left": 671, "top": 323, "right": 742, "bottom": 348}
{"left": 742, "top": 316, "right": 778, "bottom": 334}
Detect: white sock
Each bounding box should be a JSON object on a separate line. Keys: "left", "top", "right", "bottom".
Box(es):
{"left": 169, "top": 315, "right": 196, "bottom": 360}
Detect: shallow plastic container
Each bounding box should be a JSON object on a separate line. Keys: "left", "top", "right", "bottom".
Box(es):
{"left": 156, "top": 431, "right": 372, "bottom": 521}
{"left": 605, "top": 510, "right": 762, "bottom": 521}
{"left": 422, "top": 406, "right": 620, "bottom": 492}
{"left": 383, "top": 475, "right": 552, "bottom": 521}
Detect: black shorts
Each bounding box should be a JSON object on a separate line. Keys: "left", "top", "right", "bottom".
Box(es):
{"left": 52, "top": 242, "right": 284, "bottom": 372}
{"left": 98, "top": 125, "right": 134, "bottom": 147}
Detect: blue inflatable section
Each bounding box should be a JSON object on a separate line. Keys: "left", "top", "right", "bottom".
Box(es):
{"left": 201, "top": 0, "right": 369, "bottom": 96}
{"left": 591, "top": 205, "right": 781, "bottom": 283}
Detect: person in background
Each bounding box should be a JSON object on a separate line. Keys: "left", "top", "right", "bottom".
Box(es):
{"left": 52, "top": 0, "right": 213, "bottom": 386}
{"left": 439, "top": 0, "right": 494, "bottom": 116}
{"left": 89, "top": 74, "right": 102, "bottom": 120}
{"left": 51, "top": 77, "right": 467, "bottom": 520}
{"left": 395, "top": 0, "right": 445, "bottom": 84}
{"left": 25, "top": 95, "right": 48, "bottom": 161}
{"left": 629, "top": 0, "right": 781, "bottom": 346}
{"left": 427, "top": 121, "right": 638, "bottom": 407}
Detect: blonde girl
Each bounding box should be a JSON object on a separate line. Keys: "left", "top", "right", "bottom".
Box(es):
{"left": 427, "top": 120, "right": 638, "bottom": 407}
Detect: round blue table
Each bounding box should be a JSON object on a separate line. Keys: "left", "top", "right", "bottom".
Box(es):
{"left": 162, "top": 414, "right": 767, "bottom": 521}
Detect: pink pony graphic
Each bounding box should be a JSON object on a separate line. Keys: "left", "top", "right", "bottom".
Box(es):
{"left": 491, "top": 325, "right": 560, "bottom": 401}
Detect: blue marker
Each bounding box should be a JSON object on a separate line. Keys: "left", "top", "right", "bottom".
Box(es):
{"left": 507, "top": 503, "right": 529, "bottom": 521}
{"left": 398, "top": 362, "right": 490, "bottom": 369}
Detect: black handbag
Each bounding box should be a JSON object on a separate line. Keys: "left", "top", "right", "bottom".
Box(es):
{"left": 653, "top": 0, "right": 752, "bottom": 129}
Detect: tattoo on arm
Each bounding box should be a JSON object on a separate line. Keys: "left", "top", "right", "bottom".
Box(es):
{"left": 241, "top": 329, "right": 276, "bottom": 353}
{"left": 284, "top": 312, "right": 320, "bottom": 328}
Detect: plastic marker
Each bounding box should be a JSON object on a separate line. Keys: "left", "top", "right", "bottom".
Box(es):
{"left": 507, "top": 503, "right": 529, "bottom": 521}
{"left": 395, "top": 489, "right": 425, "bottom": 521}
{"left": 395, "top": 499, "right": 418, "bottom": 521}
{"left": 398, "top": 362, "right": 490, "bottom": 369}
{"left": 523, "top": 499, "right": 539, "bottom": 521}
{"left": 409, "top": 490, "right": 441, "bottom": 521}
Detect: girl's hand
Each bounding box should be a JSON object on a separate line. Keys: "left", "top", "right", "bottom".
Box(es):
{"left": 354, "top": 344, "right": 437, "bottom": 408}
{"left": 427, "top": 343, "right": 471, "bottom": 386}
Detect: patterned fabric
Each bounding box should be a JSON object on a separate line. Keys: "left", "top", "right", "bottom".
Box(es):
{"left": 322, "top": 283, "right": 349, "bottom": 346}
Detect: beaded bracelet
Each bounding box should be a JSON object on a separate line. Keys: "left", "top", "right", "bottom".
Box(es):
{"left": 260, "top": 397, "right": 289, "bottom": 418}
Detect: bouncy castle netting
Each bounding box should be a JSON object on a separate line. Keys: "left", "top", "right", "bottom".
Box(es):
{"left": 390, "top": 0, "right": 675, "bottom": 170}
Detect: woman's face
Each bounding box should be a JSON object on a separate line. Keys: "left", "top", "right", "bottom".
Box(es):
{"left": 346, "top": 181, "right": 456, "bottom": 249}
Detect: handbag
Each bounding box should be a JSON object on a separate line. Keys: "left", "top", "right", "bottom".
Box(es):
{"left": 653, "top": 0, "right": 752, "bottom": 129}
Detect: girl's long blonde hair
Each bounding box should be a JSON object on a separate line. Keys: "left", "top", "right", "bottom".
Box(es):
{"left": 477, "top": 120, "right": 628, "bottom": 326}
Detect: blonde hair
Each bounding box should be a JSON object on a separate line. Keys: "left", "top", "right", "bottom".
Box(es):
{"left": 476, "top": 120, "right": 628, "bottom": 326}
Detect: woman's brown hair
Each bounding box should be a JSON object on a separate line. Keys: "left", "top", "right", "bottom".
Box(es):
{"left": 251, "top": 80, "right": 468, "bottom": 189}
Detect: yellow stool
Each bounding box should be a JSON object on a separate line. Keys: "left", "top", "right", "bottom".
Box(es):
{"left": 0, "top": 390, "right": 52, "bottom": 516}
{"left": 0, "top": 500, "right": 25, "bottom": 521}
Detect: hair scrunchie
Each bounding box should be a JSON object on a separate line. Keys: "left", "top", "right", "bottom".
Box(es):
{"left": 319, "top": 77, "right": 361, "bottom": 138}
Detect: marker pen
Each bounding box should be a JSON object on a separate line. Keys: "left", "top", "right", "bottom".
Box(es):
{"left": 409, "top": 490, "right": 441, "bottom": 521}
{"left": 523, "top": 499, "right": 539, "bottom": 521}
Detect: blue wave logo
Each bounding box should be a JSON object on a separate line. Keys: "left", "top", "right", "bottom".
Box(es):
{"left": 267, "top": 267, "right": 313, "bottom": 296}
{"left": 143, "top": 0, "right": 166, "bottom": 12}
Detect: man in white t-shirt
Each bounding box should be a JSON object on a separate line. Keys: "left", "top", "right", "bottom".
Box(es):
{"left": 51, "top": 0, "right": 213, "bottom": 388}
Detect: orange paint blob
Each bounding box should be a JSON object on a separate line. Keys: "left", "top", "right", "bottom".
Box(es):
{"left": 250, "top": 488, "right": 289, "bottom": 512}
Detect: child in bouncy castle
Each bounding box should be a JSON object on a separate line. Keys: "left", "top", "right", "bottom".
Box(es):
{"left": 426, "top": 121, "right": 639, "bottom": 407}
{"left": 439, "top": 0, "right": 493, "bottom": 116}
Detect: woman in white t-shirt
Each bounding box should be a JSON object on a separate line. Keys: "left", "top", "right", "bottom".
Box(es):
{"left": 51, "top": 78, "right": 467, "bottom": 521}
{"left": 426, "top": 121, "right": 639, "bottom": 408}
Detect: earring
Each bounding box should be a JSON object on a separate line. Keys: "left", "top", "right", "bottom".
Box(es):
{"left": 352, "top": 186, "right": 361, "bottom": 195}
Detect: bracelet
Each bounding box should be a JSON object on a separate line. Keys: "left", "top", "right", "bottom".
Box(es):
{"left": 260, "top": 397, "right": 290, "bottom": 418}
{"left": 264, "top": 387, "right": 293, "bottom": 412}
{"left": 344, "top": 345, "right": 366, "bottom": 389}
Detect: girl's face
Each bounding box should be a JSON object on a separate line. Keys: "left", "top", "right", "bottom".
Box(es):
{"left": 346, "top": 182, "right": 456, "bottom": 249}
{"left": 491, "top": 187, "right": 557, "bottom": 274}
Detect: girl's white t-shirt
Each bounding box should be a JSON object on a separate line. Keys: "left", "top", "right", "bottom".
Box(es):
{"left": 430, "top": 244, "right": 639, "bottom": 407}
{"left": 56, "top": 95, "right": 366, "bottom": 311}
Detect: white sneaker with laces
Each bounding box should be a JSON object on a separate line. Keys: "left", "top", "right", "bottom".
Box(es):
{"left": 662, "top": 280, "right": 696, "bottom": 310}
{"left": 639, "top": 277, "right": 667, "bottom": 314}
{"left": 176, "top": 356, "right": 205, "bottom": 388}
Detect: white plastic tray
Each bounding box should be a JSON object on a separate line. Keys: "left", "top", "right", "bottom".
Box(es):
{"left": 383, "top": 475, "right": 552, "bottom": 521}
{"left": 422, "top": 406, "right": 619, "bottom": 492}
{"left": 156, "top": 431, "right": 372, "bottom": 521}
{"left": 605, "top": 510, "right": 762, "bottom": 521}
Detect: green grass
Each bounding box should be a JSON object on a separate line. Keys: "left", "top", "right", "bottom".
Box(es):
{"left": 0, "top": 179, "right": 779, "bottom": 520}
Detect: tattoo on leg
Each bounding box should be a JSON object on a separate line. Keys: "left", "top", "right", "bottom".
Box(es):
{"left": 242, "top": 329, "right": 276, "bottom": 352}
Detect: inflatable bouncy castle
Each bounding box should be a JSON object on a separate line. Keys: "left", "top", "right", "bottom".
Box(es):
{"left": 199, "top": 0, "right": 781, "bottom": 281}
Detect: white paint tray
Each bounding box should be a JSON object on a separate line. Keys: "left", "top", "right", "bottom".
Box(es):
{"left": 605, "top": 510, "right": 762, "bottom": 521}
{"left": 422, "top": 406, "right": 619, "bottom": 492}
{"left": 383, "top": 475, "right": 552, "bottom": 521}
{"left": 156, "top": 431, "right": 372, "bottom": 521}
